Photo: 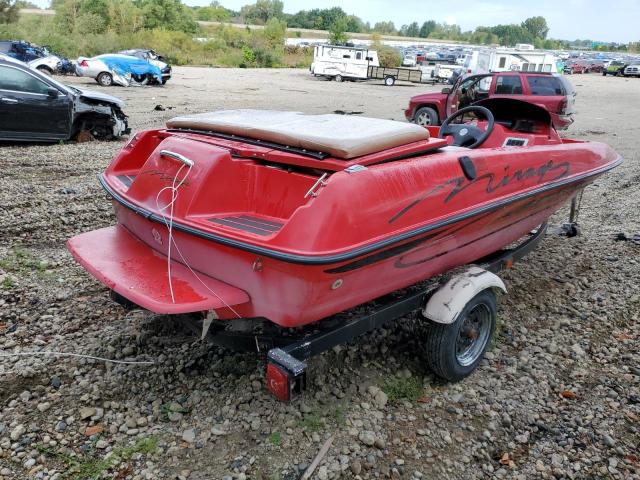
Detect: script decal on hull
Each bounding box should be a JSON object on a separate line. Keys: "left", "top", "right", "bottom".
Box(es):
{"left": 389, "top": 160, "right": 570, "bottom": 224}
{"left": 139, "top": 169, "right": 191, "bottom": 188}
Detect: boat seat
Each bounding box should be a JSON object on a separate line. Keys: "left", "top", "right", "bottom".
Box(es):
{"left": 166, "top": 110, "right": 431, "bottom": 160}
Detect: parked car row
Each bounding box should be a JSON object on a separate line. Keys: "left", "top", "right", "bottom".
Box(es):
{"left": 0, "top": 39, "right": 172, "bottom": 87}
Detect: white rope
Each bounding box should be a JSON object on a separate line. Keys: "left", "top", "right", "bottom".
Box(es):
{"left": 154, "top": 159, "right": 242, "bottom": 318}
{"left": 0, "top": 351, "right": 155, "bottom": 365}
{"left": 155, "top": 163, "right": 190, "bottom": 304}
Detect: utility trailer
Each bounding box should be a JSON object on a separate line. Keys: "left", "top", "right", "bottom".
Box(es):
{"left": 181, "top": 224, "right": 548, "bottom": 401}
{"left": 367, "top": 65, "right": 438, "bottom": 86}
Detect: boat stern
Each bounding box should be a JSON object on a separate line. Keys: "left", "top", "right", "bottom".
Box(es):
{"left": 67, "top": 225, "right": 250, "bottom": 317}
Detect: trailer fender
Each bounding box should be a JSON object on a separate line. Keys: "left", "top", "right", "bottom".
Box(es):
{"left": 422, "top": 266, "right": 506, "bottom": 324}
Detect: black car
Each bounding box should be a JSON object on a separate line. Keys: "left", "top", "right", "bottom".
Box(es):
{"left": 0, "top": 57, "right": 130, "bottom": 142}
{"left": 117, "top": 49, "right": 172, "bottom": 84}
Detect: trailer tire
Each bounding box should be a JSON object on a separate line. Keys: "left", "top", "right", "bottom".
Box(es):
{"left": 414, "top": 106, "right": 439, "bottom": 126}
{"left": 334, "top": 74, "right": 343, "bottom": 83}
{"left": 384, "top": 75, "right": 396, "bottom": 86}
{"left": 421, "top": 289, "right": 496, "bottom": 382}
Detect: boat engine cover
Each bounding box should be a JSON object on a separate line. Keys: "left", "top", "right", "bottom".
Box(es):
{"left": 423, "top": 267, "right": 506, "bottom": 324}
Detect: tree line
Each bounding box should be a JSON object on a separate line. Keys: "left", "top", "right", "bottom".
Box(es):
{"left": 0, "top": 0, "right": 636, "bottom": 59}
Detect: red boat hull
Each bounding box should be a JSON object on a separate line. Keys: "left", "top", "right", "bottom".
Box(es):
{"left": 67, "top": 118, "right": 621, "bottom": 327}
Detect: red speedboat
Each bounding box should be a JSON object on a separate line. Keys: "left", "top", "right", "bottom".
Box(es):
{"left": 68, "top": 99, "right": 620, "bottom": 397}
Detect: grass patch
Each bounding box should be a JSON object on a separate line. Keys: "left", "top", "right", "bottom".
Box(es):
{"left": 37, "top": 436, "right": 158, "bottom": 480}
{"left": 332, "top": 405, "right": 346, "bottom": 425}
{"left": 297, "top": 411, "right": 324, "bottom": 432}
{"left": 268, "top": 431, "right": 281, "bottom": 445}
{"left": 0, "top": 248, "right": 51, "bottom": 277}
{"left": 1, "top": 276, "right": 15, "bottom": 289}
{"left": 382, "top": 376, "right": 424, "bottom": 404}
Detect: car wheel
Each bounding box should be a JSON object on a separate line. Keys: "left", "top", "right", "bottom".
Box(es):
{"left": 384, "top": 76, "right": 396, "bottom": 86}
{"left": 421, "top": 289, "right": 497, "bottom": 381}
{"left": 36, "top": 66, "right": 53, "bottom": 76}
{"left": 97, "top": 72, "right": 114, "bottom": 87}
{"left": 414, "top": 106, "right": 439, "bottom": 126}
{"left": 334, "top": 74, "right": 343, "bottom": 83}
{"left": 161, "top": 78, "right": 168, "bottom": 85}
{"left": 602, "top": 71, "right": 607, "bottom": 76}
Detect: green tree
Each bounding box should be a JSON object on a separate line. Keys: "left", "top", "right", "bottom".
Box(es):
{"left": 400, "top": 21, "right": 419, "bottom": 37}
{"left": 195, "top": 2, "right": 231, "bottom": 22}
{"left": 240, "top": 0, "right": 283, "bottom": 24}
{"left": 107, "top": 0, "right": 143, "bottom": 34}
{"left": 328, "top": 16, "right": 348, "bottom": 44}
{"left": 419, "top": 20, "right": 436, "bottom": 38}
{"left": 372, "top": 20, "right": 395, "bottom": 34}
{"left": 263, "top": 16, "right": 286, "bottom": 47}
{"left": 488, "top": 24, "right": 534, "bottom": 45}
{"left": 1, "top": 0, "right": 19, "bottom": 23}
{"left": 135, "top": 0, "right": 197, "bottom": 32}
{"left": 521, "top": 16, "right": 549, "bottom": 40}
{"left": 54, "top": 0, "right": 82, "bottom": 32}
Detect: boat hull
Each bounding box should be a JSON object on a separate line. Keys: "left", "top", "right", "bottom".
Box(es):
{"left": 67, "top": 125, "right": 621, "bottom": 328}
{"left": 93, "top": 178, "right": 585, "bottom": 327}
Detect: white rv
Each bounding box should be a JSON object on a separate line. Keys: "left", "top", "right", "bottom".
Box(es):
{"left": 310, "top": 45, "right": 380, "bottom": 82}
{"left": 463, "top": 48, "right": 557, "bottom": 75}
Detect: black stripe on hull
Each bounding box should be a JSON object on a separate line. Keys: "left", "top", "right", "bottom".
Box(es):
{"left": 99, "top": 156, "right": 620, "bottom": 266}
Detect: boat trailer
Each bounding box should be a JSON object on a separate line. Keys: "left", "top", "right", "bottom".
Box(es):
{"left": 180, "top": 223, "right": 547, "bottom": 401}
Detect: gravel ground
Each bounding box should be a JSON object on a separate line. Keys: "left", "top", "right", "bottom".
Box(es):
{"left": 0, "top": 68, "right": 639, "bottom": 480}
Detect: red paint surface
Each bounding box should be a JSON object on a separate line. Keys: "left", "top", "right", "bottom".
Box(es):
{"left": 68, "top": 125, "right": 619, "bottom": 326}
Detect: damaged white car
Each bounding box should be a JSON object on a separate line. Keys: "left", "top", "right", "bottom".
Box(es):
{"left": 0, "top": 56, "right": 129, "bottom": 142}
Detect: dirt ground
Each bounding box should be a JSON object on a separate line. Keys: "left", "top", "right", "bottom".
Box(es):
{"left": 0, "top": 68, "right": 639, "bottom": 480}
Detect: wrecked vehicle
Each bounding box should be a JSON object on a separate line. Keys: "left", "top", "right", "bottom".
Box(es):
{"left": 76, "top": 54, "right": 164, "bottom": 87}
{"left": 0, "top": 40, "right": 74, "bottom": 76}
{"left": 0, "top": 57, "right": 130, "bottom": 142}
{"left": 117, "top": 49, "right": 171, "bottom": 84}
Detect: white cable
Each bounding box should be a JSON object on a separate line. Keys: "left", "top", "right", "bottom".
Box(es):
{"left": 169, "top": 238, "right": 243, "bottom": 318}
{"left": 154, "top": 161, "right": 242, "bottom": 318}
{"left": 155, "top": 163, "right": 190, "bottom": 304}
{"left": 0, "top": 351, "right": 155, "bottom": 365}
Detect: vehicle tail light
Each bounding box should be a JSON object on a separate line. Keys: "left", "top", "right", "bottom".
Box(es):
{"left": 558, "top": 98, "right": 567, "bottom": 115}
{"left": 79, "top": 60, "right": 89, "bottom": 67}
{"left": 266, "top": 363, "right": 292, "bottom": 401}
{"left": 265, "top": 348, "right": 306, "bottom": 402}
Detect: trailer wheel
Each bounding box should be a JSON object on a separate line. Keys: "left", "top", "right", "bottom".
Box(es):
{"left": 384, "top": 75, "right": 396, "bottom": 86}
{"left": 334, "top": 74, "right": 343, "bottom": 83}
{"left": 422, "top": 289, "right": 496, "bottom": 381}
{"left": 414, "top": 106, "right": 439, "bottom": 126}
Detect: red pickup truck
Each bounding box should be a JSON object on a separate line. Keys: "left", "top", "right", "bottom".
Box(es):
{"left": 405, "top": 72, "right": 576, "bottom": 130}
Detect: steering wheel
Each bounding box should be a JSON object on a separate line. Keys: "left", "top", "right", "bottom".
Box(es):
{"left": 438, "top": 105, "right": 495, "bottom": 149}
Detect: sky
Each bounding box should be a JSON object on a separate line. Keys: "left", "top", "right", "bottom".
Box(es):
{"left": 182, "top": 0, "right": 638, "bottom": 43}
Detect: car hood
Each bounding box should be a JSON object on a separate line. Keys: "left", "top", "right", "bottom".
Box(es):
{"left": 72, "top": 87, "right": 125, "bottom": 108}
{"left": 411, "top": 92, "right": 446, "bottom": 103}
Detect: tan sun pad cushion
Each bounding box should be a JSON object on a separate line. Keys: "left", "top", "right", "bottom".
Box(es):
{"left": 166, "top": 110, "right": 430, "bottom": 159}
